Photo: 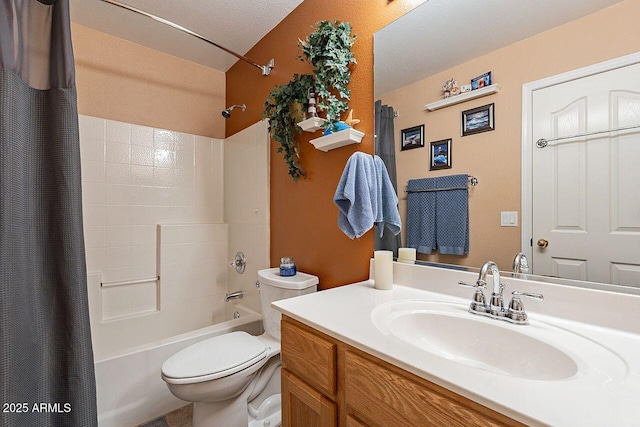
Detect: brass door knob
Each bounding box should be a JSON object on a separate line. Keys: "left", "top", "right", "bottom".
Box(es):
{"left": 537, "top": 238, "right": 549, "bottom": 248}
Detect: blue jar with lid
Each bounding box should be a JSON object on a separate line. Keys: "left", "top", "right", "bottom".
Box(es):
{"left": 279, "top": 257, "right": 296, "bottom": 276}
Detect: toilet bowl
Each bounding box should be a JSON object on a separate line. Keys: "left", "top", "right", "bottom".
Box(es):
{"left": 161, "top": 268, "right": 318, "bottom": 427}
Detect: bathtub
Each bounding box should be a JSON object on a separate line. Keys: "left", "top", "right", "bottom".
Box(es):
{"left": 95, "top": 304, "right": 263, "bottom": 427}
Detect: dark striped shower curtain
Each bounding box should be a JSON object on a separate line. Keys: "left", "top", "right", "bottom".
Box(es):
{"left": 0, "top": 0, "right": 98, "bottom": 425}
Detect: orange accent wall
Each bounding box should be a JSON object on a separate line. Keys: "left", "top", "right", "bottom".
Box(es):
{"left": 72, "top": 23, "right": 226, "bottom": 139}
{"left": 226, "top": 0, "right": 424, "bottom": 289}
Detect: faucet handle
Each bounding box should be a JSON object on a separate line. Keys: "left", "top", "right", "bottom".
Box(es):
{"left": 458, "top": 281, "right": 488, "bottom": 313}
{"left": 511, "top": 291, "right": 544, "bottom": 301}
{"left": 507, "top": 291, "right": 544, "bottom": 324}
{"left": 458, "top": 280, "right": 486, "bottom": 289}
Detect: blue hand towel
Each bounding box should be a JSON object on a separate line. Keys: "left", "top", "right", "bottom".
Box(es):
{"left": 435, "top": 174, "right": 469, "bottom": 255}
{"left": 406, "top": 178, "right": 437, "bottom": 254}
{"left": 374, "top": 155, "right": 401, "bottom": 237}
{"left": 334, "top": 152, "right": 378, "bottom": 239}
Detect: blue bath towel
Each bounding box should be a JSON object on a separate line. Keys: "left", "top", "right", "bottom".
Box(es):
{"left": 334, "top": 152, "right": 378, "bottom": 239}
{"left": 406, "top": 178, "right": 437, "bottom": 254}
{"left": 435, "top": 174, "right": 469, "bottom": 255}
{"left": 374, "top": 155, "right": 401, "bottom": 237}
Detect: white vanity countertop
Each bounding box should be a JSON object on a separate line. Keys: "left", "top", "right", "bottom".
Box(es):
{"left": 272, "top": 273, "right": 640, "bottom": 426}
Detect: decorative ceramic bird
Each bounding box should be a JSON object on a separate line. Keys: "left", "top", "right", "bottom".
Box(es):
{"left": 344, "top": 109, "right": 361, "bottom": 126}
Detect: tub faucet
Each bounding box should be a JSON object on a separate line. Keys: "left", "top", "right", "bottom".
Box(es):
{"left": 512, "top": 252, "right": 530, "bottom": 274}
{"left": 224, "top": 290, "right": 244, "bottom": 302}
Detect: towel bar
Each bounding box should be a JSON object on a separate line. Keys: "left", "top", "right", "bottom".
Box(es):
{"left": 406, "top": 176, "right": 478, "bottom": 193}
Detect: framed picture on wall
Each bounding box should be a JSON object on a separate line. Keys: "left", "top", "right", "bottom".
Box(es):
{"left": 429, "top": 138, "right": 452, "bottom": 170}
{"left": 400, "top": 125, "right": 424, "bottom": 151}
{"left": 461, "top": 103, "right": 495, "bottom": 136}
{"left": 471, "top": 71, "right": 492, "bottom": 90}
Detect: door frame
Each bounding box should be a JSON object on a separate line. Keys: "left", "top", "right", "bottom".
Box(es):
{"left": 521, "top": 51, "right": 640, "bottom": 266}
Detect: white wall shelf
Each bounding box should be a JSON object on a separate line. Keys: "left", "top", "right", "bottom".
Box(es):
{"left": 425, "top": 84, "right": 502, "bottom": 111}
{"left": 297, "top": 117, "right": 327, "bottom": 132}
{"left": 310, "top": 128, "right": 365, "bottom": 152}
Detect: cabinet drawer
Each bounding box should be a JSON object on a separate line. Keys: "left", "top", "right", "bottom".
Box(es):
{"left": 344, "top": 350, "right": 522, "bottom": 427}
{"left": 281, "top": 317, "right": 337, "bottom": 398}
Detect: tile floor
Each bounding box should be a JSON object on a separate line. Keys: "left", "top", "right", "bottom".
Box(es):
{"left": 137, "top": 404, "right": 193, "bottom": 427}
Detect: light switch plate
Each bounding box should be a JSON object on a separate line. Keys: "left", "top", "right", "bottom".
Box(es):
{"left": 500, "top": 211, "right": 518, "bottom": 227}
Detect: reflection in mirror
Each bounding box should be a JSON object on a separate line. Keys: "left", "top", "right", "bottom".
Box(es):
{"left": 375, "top": 0, "right": 640, "bottom": 292}
{"left": 394, "top": 255, "right": 640, "bottom": 297}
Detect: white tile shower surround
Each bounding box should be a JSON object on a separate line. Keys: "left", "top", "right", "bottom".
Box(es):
{"left": 80, "top": 115, "right": 224, "bottom": 286}
{"left": 224, "top": 120, "right": 271, "bottom": 315}
{"left": 79, "top": 115, "right": 228, "bottom": 358}
{"left": 81, "top": 117, "right": 271, "bottom": 357}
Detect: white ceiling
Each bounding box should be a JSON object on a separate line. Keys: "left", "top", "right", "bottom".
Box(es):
{"left": 70, "top": 0, "right": 304, "bottom": 73}
{"left": 375, "top": 0, "right": 625, "bottom": 97}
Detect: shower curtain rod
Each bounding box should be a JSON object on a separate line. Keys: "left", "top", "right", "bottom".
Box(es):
{"left": 98, "top": 0, "right": 275, "bottom": 76}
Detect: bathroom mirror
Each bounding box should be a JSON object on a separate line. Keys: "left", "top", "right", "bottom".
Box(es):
{"left": 374, "top": 0, "right": 639, "bottom": 292}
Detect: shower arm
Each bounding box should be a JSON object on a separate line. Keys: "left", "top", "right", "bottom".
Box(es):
{"left": 99, "top": 0, "right": 275, "bottom": 76}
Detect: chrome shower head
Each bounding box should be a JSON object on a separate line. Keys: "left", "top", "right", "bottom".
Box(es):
{"left": 222, "top": 104, "right": 246, "bottom": 119}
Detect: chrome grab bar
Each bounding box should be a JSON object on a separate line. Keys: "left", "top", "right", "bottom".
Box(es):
{"left": 101, "top": 276, "right": 159, "bottom": 288}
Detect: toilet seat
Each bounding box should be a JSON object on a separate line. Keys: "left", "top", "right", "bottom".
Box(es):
{"left": 162, "top": 331, "right": 268, "bottom": 385}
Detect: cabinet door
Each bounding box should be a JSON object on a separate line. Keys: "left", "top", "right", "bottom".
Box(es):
{"left": 282, "top": 369, "right": 337, "bottom": 427}
{"left": 344, "top": 350, "right": 522, "bottom": 427}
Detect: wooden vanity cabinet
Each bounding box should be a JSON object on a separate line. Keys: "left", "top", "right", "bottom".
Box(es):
{"left": 281, "top": 316, "right": 338, "bottom": 427}
{"left": 281, "top": 316, "right": 524, "bottom": 427}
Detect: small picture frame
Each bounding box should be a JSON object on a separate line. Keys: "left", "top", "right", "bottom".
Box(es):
{"left": 429, "top": 139, "right": 452, "bottom": 170}
{"left": 471, "top": 71, "right": 492, "bottom": 90}
{"left": 400, "top": 125, "right": 424, "bottom": 151}
{"left": 461, "top": 103, "right": 495, "bottom": 136}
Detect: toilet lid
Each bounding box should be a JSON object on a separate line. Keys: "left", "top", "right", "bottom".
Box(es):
{"left": 161, "top": 331, "right": 267, "bottom": 382}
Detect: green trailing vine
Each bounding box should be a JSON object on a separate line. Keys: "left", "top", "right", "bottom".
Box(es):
{"left": 263, "top": 73, "right": 315, "bottom": 181}
{"left": 263, "top": 20, "right": 356, "bottom": 181}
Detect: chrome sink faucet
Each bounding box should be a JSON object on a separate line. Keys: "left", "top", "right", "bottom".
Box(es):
{"left": 459, "top": 260, "right": 543, "bottom": 325}
{"left": 478, "top": 261, "right": 505, "bottom": 316}
{"left": 512, "top": 252, "right": 530, "bottom": 274}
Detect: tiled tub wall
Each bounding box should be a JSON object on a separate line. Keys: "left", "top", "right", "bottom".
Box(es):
{"left": 224, "top": 120, "right": 271, "bottom": 314}
{"left": 79, "top": 115, "right": 227, "bottom": 358}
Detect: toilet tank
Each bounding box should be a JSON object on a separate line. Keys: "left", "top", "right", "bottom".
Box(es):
{"left": 257, "top": 268, "right": 318, "bottom": 340}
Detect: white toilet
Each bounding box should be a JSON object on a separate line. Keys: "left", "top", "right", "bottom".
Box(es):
{"left": 161, "top": 268, "right": 318, "bottom": 427}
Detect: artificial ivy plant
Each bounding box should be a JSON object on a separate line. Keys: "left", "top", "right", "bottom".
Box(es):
{"left": 298, "top": 20, "right": 357, "bottom": 129}
{"left": 263, "top": 20, "right": 356, "bottom": 181}
{"left": 263, "top": 73, "right": 315, "bottom": 181}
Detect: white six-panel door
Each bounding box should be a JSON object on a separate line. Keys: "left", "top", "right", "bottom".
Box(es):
{"left": 531, "top": 62, "right": 640, "bottom": 286}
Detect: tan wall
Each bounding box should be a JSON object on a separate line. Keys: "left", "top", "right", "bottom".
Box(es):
{"left": 381, "top": 0, "right": 640, "bottom": 269}
{"left": 226, "top": 0, "right": 426, "bottom": 289}
{"left": 72, "top": 23, "right": 226, "bottom": 139}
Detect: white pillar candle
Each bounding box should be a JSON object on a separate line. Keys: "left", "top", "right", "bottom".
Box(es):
{"left": 374, "top": 250, "right": 394, "bottom": 290}
{"left": 398, "top": 248, "right": 416, "bottom": 264}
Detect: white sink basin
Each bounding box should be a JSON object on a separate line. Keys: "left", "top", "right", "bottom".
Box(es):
{"left": 372, "top": 300, "right": 627, "bottom": 381}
